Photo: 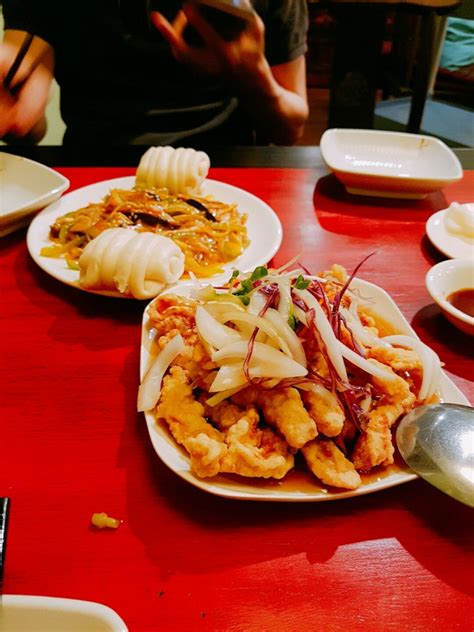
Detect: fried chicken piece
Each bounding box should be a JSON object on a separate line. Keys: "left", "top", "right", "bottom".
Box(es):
{"left": 231, "top": 386, "right": 260, "bottom": 407}
{"left": 359, "top": 309, "right": 377, "bottom": 330}
{"left": 202, "top": 398, "right": 247, "bottom": 431}
{"left": 306, "top": 348, "right": 330, "bottom": 381}
{"left": 172, "top": 339, "right": 216, "bottom": 389}
{"left": 352, "top": 404, "right": 398, "bottom": 470}
{"left": 149, "top": 294, "right": 199, "bottom": 347}
{"left": 184, "top": 434, "right": 228, "bottom": 478}
{"left": 322, "top": 263, "right": 348, "bottom": 285}
{"left": 302, "top": 384, "right": 345, "bottom": 437}
{"left": 220, "top": 408, "right": 294, "bottom": 479}
{"left": 233, "top": 385, "right": 318, "bottom": 449}
{"left": 370, "top": 361, "right": 416, "bottom": 414}
{"left": 185, "top": 407, "right": 294, "bottom": 479}
{"left": 302, "top": 438, "right": 362, "bottom": 490}
{"left": 149, "top": 294, "right": 215, "bottom": 387}
{"left": 367, "top": 345, "right": 422, "bottom": 373}
{"left": 352, "top": 364, "right": 416, "bottom": 471}
{"left": 258, "top": 387, "right": 317, "bottom": 449}
{"left": 340, "top": 417, "right": 358, "bottom": 444}
{"left": 156, "top": 366, "right": 222, "bottom": 446}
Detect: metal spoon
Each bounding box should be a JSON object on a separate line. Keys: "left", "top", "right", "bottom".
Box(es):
{"left": 396, "top": 403, "right": 474, "bottom": 507}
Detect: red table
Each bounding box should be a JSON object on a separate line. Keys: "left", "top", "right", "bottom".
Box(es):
{"left": 1, "top": 161, "right": 473, "bottom": 632}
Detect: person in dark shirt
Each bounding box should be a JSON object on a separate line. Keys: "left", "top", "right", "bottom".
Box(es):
{"left": 0, "top": 1, "right": 309, "bottom": 146}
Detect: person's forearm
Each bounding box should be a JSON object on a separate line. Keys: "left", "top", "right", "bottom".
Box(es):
{"left": 235, "top": 58, "right": 309, "bottom": 145}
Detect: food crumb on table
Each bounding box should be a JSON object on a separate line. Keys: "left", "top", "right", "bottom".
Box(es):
{"left": 91, "top": 512, "right": 121, "bottom": 529}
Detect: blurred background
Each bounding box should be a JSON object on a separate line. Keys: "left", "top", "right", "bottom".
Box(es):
{"left": 1, "top": 0, "right": 473, "bottom": 147}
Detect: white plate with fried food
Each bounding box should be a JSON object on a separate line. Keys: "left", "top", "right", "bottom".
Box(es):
{"left": 26, "top": 176, "right": 282, "bottom": 297}
{"left": 138, "top": 264, "right": 469, "bottom": 501}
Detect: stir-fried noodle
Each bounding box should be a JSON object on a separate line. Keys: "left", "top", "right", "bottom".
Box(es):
{"left": 41, "top": 187, "right": 249, "bottom": 277}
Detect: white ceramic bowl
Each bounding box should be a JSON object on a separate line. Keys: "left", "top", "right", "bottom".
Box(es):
{"left": 0, "top": 595, "right": 128, "bottom": 632}
{"left": 426, "top": 259, "right": 474, "bottom": 336}
{"left": 0, "top": 153, "right": 69, "bottom": 236}
{"left": 320, "top": 129, "right": 463, "bottom": 199}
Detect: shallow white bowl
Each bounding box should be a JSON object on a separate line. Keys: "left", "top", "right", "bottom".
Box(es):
{"left": 0, "top": 595, "right": 128, "bottom": 632}
{"left": 0, "top": 153, "right": 69, "bottom": 236}
{"left": 426, "top": 259, "right": 474, "bottom": 336}
{"left": 320, "top": 129, "right": 462, "bottom": 199}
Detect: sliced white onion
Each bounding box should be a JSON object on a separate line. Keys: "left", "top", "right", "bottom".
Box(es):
{"left": 337, "top": 341, "right": 397, "bottom": 383}
{"left": 264, "top": 308, "right": 307, "bottom": 367}
{"left": 276, "top": 279, "right": 292, "bottom": 321}
{"left": 209, "top": 363, "right": 248, "bottom": 392}
{"left": 137, "top": 334, "right": 185, "bottom": 412}
{"left": 247, "top": 289, "right": 267, "bottom": 315}
{"left": 205, "top": 384, "right": 248, "bottom": 407}
{"left": 203, "top": 300, "right": 245, "bottom": 319}
{"left": 294, "top": 289, "right": 348, "bottom": 382}
{"left": 382, "top": 334, "right": 440, "bottom": 401}
{"left": 212, "top": 341, "right": 307, "bottom": 379}
{"left": 195, "top": 306, "right": 243, "bottom": 350}
{"left": 218, "top": 310, "right": 292, "bottom": 356}
{"left": 292, "top": 305, "right": 308, "bottom": 326}
{"left": 340, "top": 305, "right": 383, "bottom": 349}
{"left": 302, "top": 382, "right": 347, "bottom": 418}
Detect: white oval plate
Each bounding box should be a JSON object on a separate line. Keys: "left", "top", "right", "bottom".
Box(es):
{"left": 140, "top": 278, "right": 470, "bottom": 502}
{"left": 26, "top": 176, "right": 282, "bottom": 297}
{"left": 426, "top": 208, "right": 474, "bottom": 259}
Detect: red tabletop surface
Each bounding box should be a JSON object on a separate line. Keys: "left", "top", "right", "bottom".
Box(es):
{"left": 1, "top": 166, "right": 473, "bottom": 632}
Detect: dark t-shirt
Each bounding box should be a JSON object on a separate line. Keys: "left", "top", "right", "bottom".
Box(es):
{"left": 2, "top": 0, "right": 308, "bottom": 145}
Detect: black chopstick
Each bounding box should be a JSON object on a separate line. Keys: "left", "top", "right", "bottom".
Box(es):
{"left": 0, "top": 498, "right": 10, "bottom": 599}
{"left": 3, "top": 32, "right": 35, "bottom": 92}
{"left": 0, "top": 498, "right": 10, "bottom": 596}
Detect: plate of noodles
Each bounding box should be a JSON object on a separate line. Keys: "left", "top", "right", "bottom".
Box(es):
{"left": 138, "top": 262, "right": 469, "bottom": 501}
{"left": 26, "top": 175, "right": 282, "bottom": 298}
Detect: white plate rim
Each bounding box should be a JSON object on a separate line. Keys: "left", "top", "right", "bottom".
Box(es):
{"left": 426, "top": 208, "right": 474, "bottom": 260}
{"left": 0, "top": 153, "right": 70, "bottom": 219}
{"left": 26, "top": 176, "right": 282, "bottom": 298}
{"left": 1, "top": 595, "right": 128, "bottom": 631}
{"left": 140, "top": 277, "right": 470, "bottom": 502}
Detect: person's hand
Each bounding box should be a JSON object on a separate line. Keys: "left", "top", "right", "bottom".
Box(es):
{"left": 151, "top": 3, "right": 309, "bottom": 145}
{"left": 150, "top": 3, "right": 267, "bottom": 88}
{"left": 0, "top": 39, "right": 53, "bottom": 142}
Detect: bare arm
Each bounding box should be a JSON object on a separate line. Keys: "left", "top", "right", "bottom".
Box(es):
{"left": 237, "top": 55, "right": 308, "bottom": 145}
{"left": 151, "top": 6, "right": 309, "bottom": 145}
{"left": 0, "top": 30, "right": 54, "bottom": 141}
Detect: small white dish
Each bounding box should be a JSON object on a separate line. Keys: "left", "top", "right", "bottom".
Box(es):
{"left": 0, "top": 153, "right": 69, "bottom": 236}
{"left": 320, "top": 128, "right": 463, "bottom": 199}
{"left": 426, "top": 259, "right": 474, "bottom": 336}
{"left": 140, "top": 278, "right": 469, "bottom": 502}
{"left": 27, "top": 176, "right": 282, "bottom": 297}
{"left": 0, "top": 595, "right": 127, "bottom": 632}
{"left": 426, "top": 207, "right": 474, "bottom": 260}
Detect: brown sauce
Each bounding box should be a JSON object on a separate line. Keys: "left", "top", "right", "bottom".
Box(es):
{"left": 363, "top": 308, "right": 400, "bottom": 337}
{"left": 447, "top": 288, "right": 474, "bottom": 318}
